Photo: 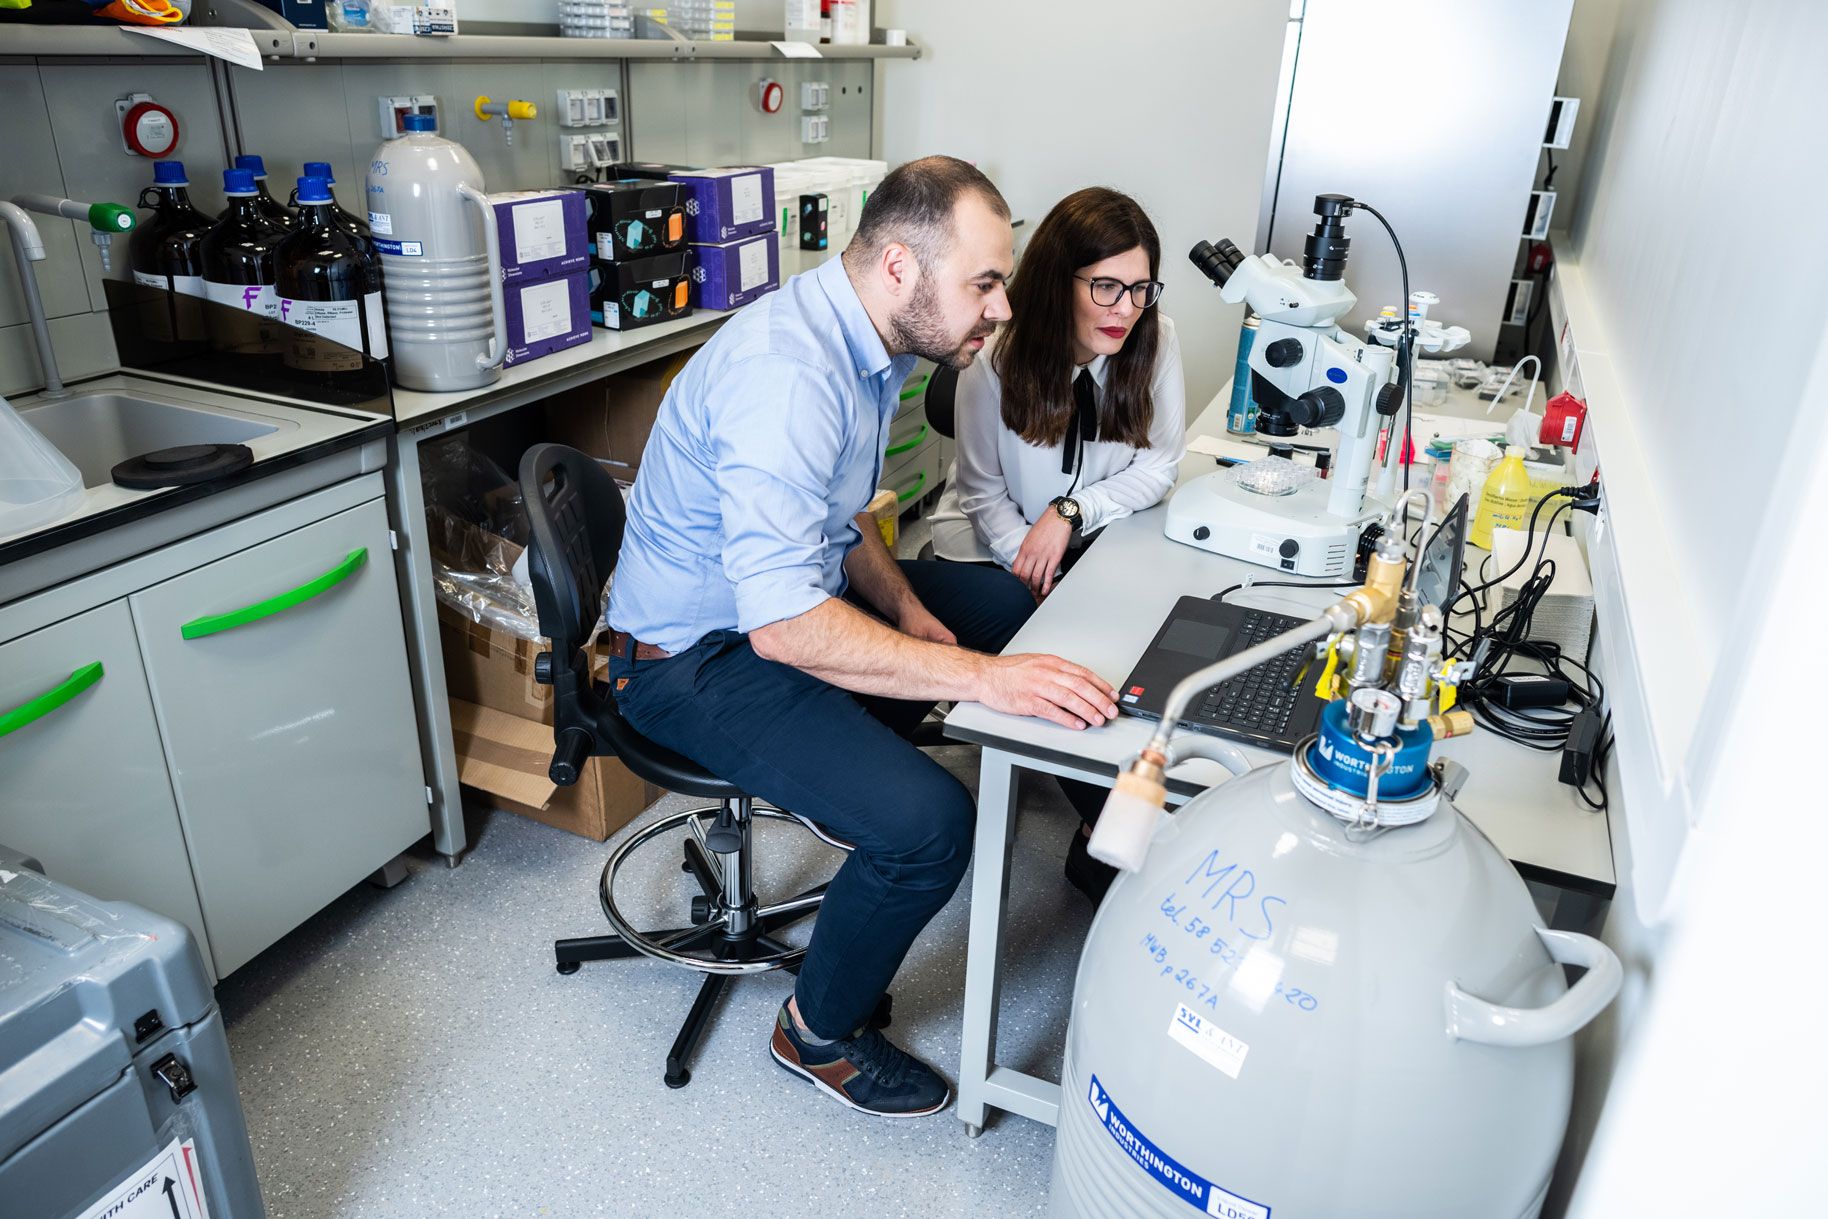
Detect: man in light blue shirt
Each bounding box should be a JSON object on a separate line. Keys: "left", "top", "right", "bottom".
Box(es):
{"left": 606, "top": 157, "right": 1117, "bottom": 1118}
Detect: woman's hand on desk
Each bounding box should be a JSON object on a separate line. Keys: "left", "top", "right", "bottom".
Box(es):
{"left": 1012, "top": 513, "right": 1074, "bottom": 599}
{"left": 976, "top": 653, "right": 1118, "bottom": 731}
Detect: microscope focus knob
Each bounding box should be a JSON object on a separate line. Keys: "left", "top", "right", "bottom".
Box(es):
{"left": 1264, "top": 338, "right": 1304, "bottom": 368}
{"left": 1289, "top": 386, "right": 1346, "bottom": 429}
{"left": 1193, "top": 526, "right": 1210, "bottom": 541}
{"left": 1376, "top": 383, "right": 1405, "bottom": 416}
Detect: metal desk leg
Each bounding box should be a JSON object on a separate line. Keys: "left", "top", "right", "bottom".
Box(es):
{"left": 386, "top": 429, "right": 468, "bottom": 864}
{"left": 957, "top": 746, "right": 1019, "bottom": 1138}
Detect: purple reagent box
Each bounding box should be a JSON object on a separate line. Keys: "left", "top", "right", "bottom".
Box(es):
{"left": 670, "top": 166, "right": 777, "bottom": 245}
{"left": 502, "top": 270, "right": 592, "bottom": 367}
{"left": 489, "top": 189, "right": 590, "bottom": 282}
{"left": 689, "top": 231, "right": 781, "bottom": 312}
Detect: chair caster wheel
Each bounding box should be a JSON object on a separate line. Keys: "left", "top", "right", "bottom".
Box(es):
{"left": 965, "top": 1124, "right": 983, "bottom": 1139}
{"left": 556, "top": 961, "right": 581, "bottom": 975}
{"left": 664, "top": 1067, "right": 691, "bottom": 1089}
{"left": 869, "top": 992, "right": 892, "bottom": 1029}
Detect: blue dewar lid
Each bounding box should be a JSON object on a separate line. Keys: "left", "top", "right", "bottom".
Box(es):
{"left": 402, "top": 113, "right": 436, "bottom": 133}
{"left": 304, "top": 161, "right": 336, "bottom": 184}
{"left": 223, "top": 168, "right": 257, "bottom": 195}
{"left": 234, "top": 153, "right": 269, "bottom": 178}
{"left": 152, "top": 160, "right": 188, "bottom": 186}
{"left": 296, "top": 176, "right": 334, "bottom": 205}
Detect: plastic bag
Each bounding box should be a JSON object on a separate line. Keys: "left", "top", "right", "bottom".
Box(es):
{"left": 0, "top": 394, "right": 84, "bottom": 539}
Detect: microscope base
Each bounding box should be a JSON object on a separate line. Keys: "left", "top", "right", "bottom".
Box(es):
{"left": 1164, "top": 471, "right": 1380, "bottom": 578}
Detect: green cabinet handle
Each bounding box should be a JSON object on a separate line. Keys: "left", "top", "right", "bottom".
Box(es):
{"left": 0, "top": 662, "right": 103, "bottom": 740}
{"left": 898, "top": 373, "right": 930, "bottom": 401}
{"left": 180, "top": 547, "right": 368, "bottom": 641}
{"left": 885, "top": 423, "right": 929, "bottom": 458}
{"left": 896, "top": 470, "right": 928, "bottom": 503}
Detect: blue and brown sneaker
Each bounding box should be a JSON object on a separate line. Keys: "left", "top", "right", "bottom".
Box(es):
{"left": 769, "top": 1002, "right": 951, "bottom": 1117}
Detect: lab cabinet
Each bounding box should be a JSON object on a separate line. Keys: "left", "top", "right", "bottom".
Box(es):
{"left": 886, "top": 368, "right": 942, "bottom": 511}
{"left": 131, "top": 497, "right": 427, "bottom": 977}
{"left": 0, "top": 476, "right": 427, "bottom": 981}
{"left": 0, "top": 600, "right": 211, "bottom": 958}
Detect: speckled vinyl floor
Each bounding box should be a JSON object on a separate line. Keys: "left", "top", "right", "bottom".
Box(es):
{"left": 215, "top": 740, "right": 1096, "bottom": 1219}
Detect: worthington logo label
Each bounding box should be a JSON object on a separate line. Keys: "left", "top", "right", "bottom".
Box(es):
{"left": 1087, "top": 1075, "right": 1271, "bottom": 1218}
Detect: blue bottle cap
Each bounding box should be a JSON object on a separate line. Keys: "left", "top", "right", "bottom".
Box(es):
{"left": 303, "top": 161, "right": 336, "bottom": 184}
{"left": 234, "top": 154, "right": 269, "bottom": 179}
{"left": 296, "top": 176, "right": 334, "bottom": 205}
{"left": 402, "top": 113, "right": 436, "bottom": 133}
{"left": 223, "top": 168, "right": 258, "bottom": 196}
{"left": 152, "top": 160, "right": 188, "bottom": 186}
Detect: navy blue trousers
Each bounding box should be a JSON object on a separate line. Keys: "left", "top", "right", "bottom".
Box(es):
{"left": 608, "top": 559, "right": 1037, "bottom": 1040}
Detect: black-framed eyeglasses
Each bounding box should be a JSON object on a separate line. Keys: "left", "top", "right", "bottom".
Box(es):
{"left": 1074, "top": 275, "right": 1165, "bottom": 309}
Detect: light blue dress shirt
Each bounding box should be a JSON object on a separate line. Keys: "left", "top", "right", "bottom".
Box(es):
{"left": 608, "top": 256, "right": 918, "bottom": 655}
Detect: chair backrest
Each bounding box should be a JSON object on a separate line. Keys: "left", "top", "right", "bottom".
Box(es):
{"left": 520, "top": 443, "right": 624, "bottom": 662}
{"left": 924, "top": 362, "right": 961, "bottom": 440}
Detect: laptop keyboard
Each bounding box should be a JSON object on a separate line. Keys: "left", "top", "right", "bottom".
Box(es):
{"left": 1187, "top": 609, "right": 1314, "bottom": 746}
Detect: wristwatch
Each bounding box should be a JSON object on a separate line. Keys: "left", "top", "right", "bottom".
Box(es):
{"left": 1050, "top": 495, "right": 1084, "bottom": 533}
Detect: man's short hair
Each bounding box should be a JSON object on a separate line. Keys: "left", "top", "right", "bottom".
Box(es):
{"left": 844, "top": 155, "right": 1010, "bottom": 271}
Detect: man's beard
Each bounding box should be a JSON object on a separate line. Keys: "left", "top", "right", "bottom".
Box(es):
{"left": 888, "top": 273, "right": 997, "bottom": 369}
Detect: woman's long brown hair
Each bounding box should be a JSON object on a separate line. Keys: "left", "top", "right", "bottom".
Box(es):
{"left": 994, "top": 187, "right": 1162, "bottom": 450}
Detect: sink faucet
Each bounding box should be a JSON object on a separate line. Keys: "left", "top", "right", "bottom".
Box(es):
{"left": 2, "top": 195, "right": 137, "bottom": 401}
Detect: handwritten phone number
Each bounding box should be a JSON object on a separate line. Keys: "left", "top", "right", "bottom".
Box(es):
{"left": 1140, "top": 930, "right": 1319, "bottom": 1013}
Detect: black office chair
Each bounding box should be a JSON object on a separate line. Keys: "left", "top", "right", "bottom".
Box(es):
{"left": 913, "top": 362, "right": 960, "bottom": 562}
{"left": 519, "top": 443, "right": 885, "bottom": 1088}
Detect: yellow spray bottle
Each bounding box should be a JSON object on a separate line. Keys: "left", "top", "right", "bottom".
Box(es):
{"left": 1469, "top": 409, "right": 1541, "bottom": 549}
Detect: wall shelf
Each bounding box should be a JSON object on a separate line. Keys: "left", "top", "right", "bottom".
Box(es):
{"left": 2, "top": 27, "right": 919, "bottom": 63}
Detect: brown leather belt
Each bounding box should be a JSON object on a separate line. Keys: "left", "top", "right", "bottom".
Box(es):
{"left": 606, "top": 628, "right": 672, "bottom": 661}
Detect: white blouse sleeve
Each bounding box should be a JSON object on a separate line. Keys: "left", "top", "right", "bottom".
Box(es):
{"left": 950, "top": 353, "right": 1034, "bottom": 568}
{"left": 1074, "top": 316, "right": 1188, "bottom": 535}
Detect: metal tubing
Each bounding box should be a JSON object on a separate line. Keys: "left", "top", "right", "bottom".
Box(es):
{"left": 0, "top": 202, "right": 65, "bottom": 398}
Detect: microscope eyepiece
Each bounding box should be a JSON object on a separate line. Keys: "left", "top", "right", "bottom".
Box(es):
{"left": 1190, "top": 237, "right": 1244, "bottom": 288}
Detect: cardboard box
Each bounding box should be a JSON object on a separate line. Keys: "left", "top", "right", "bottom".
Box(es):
{"left": 581, "top": 180, "right": 687, "bottom": 262}
{"left": 490, "top": 189, "right": 590, "bottom": 282}
{"left": 589, "top": 252, "right": 693, "bottom": 331}
{"left": 449, "top": 700, "right": 658, "bottom": 842}
{"left": 670, "top": 166, "right": 777, "bottom": 244}
{"left": 540, "top": 348, "right": 696, "bottom": 468}
{"left": 503, "top": 271, "right": 593, "bottom": 366}
{"left": 689, "top": 231, "right": 780, "bottom": 311}
{"left": 437, "top": 606, "right": 660, "bottom": 841}
{"left": 866, "top": 487, "right": 899, "bottom": 549}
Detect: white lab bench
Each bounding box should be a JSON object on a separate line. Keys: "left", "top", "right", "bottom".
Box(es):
{"left": 944, "top": 383, "right": 1615, "bottom": 1136}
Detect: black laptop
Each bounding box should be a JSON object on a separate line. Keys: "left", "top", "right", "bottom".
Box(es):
{"left": 1118, "top": 496, "right": 1468, "bottom": 753}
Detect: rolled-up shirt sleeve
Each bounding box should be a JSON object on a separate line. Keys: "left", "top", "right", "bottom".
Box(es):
{"left": 710, "top": 354, "right": 849, "bottom": 633}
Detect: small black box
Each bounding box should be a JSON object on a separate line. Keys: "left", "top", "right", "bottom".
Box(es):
{"left": 589, "top": 252, "right": 693, "bottom": 331}
{"left": 608, "top": 161, "right": 699, "bottom": 182}
{"left": 580, "top": 180, "right": 688, "bottom": 263}
{"left": 799, "top": 193, "right": 830, "bottom": 251}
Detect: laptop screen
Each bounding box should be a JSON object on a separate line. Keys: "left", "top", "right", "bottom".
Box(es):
{"left": 1413, "top": 494, "right": 1469, "bottom": 612}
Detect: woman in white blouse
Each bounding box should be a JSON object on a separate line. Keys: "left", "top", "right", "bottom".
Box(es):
{"left": 928, "top": 186, "right": 1186, "bottom": 600}
{"left": 927, "top": 187, "right": 1184, "bottom": 904}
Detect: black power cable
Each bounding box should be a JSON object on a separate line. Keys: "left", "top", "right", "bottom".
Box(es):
{"left": 1345, "top": 200, "right": 1414, "bottom": 493}
{"left": 1444, "top": 484, "right": 1615, "bottom": 810}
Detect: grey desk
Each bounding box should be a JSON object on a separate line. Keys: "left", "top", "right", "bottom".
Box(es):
{"left": 944, "top": 389, "right": 1617, "bottom": 1136}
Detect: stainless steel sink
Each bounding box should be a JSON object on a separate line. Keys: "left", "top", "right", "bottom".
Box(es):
{"left": 17, "top": 392, "right": 282, "bottom": 489}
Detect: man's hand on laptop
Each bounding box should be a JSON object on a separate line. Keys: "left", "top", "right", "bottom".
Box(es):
{"left": 977, "top": 654, "right": 1119, "bottom": 731}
